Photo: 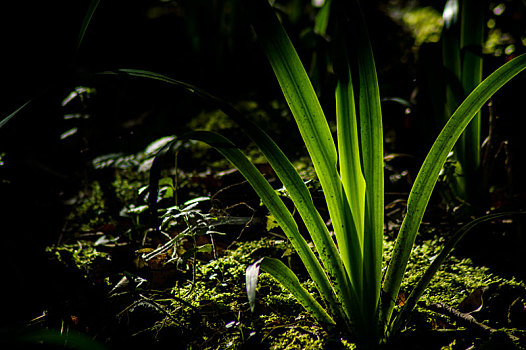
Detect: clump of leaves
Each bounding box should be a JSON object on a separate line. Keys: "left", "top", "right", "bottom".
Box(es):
{"left": 99, "top": 0, "right": 526, "bottom": 345}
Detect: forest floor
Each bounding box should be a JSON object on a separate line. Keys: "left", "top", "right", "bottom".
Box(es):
{"left": 1, "top": 104, "right": 526, "bottom": 350}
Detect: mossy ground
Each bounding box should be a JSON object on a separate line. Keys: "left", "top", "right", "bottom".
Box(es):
{"left": 38, "top": 228, "right": 526, "bottom": 349}
{"left": 6, "top": 109, "right": 526, "bottom": 349}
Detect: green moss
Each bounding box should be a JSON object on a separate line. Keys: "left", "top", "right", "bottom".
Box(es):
{"left": 264, "top": 327, "right": 324, "bottom": 349}
{"left": 121, "top": 235, "right": 526, "bottom": 348}
{"left": 46, "top": 241, "right": 111, "bottom": 280}
{"left": 161, "top": 238, "right": 334, "bottom": 349}
{"left": 113, "top": 170, "right": 146, "bottom": 206}
{"left": 387, "top": 238, "right": 520, "bottom": 307}
{"left": 65, "top": 181, "right": 110, "bottom": 232}
{"left": 383, "top": 237, "right": 526, "bottom": 349}
{"left": 56, "top": 186, "right": 526, "bottom": 349}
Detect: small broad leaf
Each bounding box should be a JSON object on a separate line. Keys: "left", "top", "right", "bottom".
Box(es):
{"left": 196, "top": 244, "right": 212, "bottom": 254}
{"left": 144, "top": 136, "right": 177, "bottom": 157}
{"left": 183, "top": 196, "right": 211, "bottom": 206}
{"left": 158, "top": 177, "right": 174, "bottom": 186}
{"left": 266, "top": 213, "right": 280, "bottom": 231}
{"left": 127, "top": 205, "right": 149, "bottom": 215}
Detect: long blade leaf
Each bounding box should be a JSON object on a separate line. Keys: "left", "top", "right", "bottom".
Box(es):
{"left": 334, "top": 25, "right": 366, "bottom": 252}
{"left": 391, "top": 211, "right": 525, "bottom": 335}
{"left": 382, "top": 53, "right": 526, "bottom": 325}
{"left": 342, "top": 1, "right": 384, "bottom": 333}
{"left": 458, "top": 0, "right": 484, "bottom": 200}
{"left": 174, "top": 130, "right": 341, "bottom": 321}
{"left": 102, "top": 68, "right": 353, "bottom": 322}
{"left": 332, "top": 15, "right": 366, "bottom": 316}
{"left": 248, "top": 0, "right": 362, "bottom": 301}
{"left": 0, "top": 99, "right": 32, "bottom": 129}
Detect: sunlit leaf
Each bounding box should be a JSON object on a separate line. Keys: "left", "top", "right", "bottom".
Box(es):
{"left": 383, "top": 54, "right": 526, "bottom": 324}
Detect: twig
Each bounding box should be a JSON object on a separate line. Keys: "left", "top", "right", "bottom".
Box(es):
{"left": 419, "top": 301, "right": 519, "bottom": 342}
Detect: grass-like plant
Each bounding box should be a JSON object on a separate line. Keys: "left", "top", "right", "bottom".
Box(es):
{"left": 112, "top": 0, "right": 524, "bottom": 344}
{"left": 441, "top": 0, "right": 485, "bottom": 203}
{"left": 3, "top": 0, "right": 525, "bottom": 347}
{"left": 106, "top": 0, "right": 523, "bottom": 347}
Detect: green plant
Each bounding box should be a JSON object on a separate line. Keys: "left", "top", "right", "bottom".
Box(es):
{"left": 439, "top": 0, "right": 485, "bottom": 203}
{"left": 98, "top": 0, "right": 526, "bottom": 346}
{"left": 135, "top": 196, "right": 223, "bottom": 272}
{"left": 3, "top": 0, "right": 526, "bottom": 347}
